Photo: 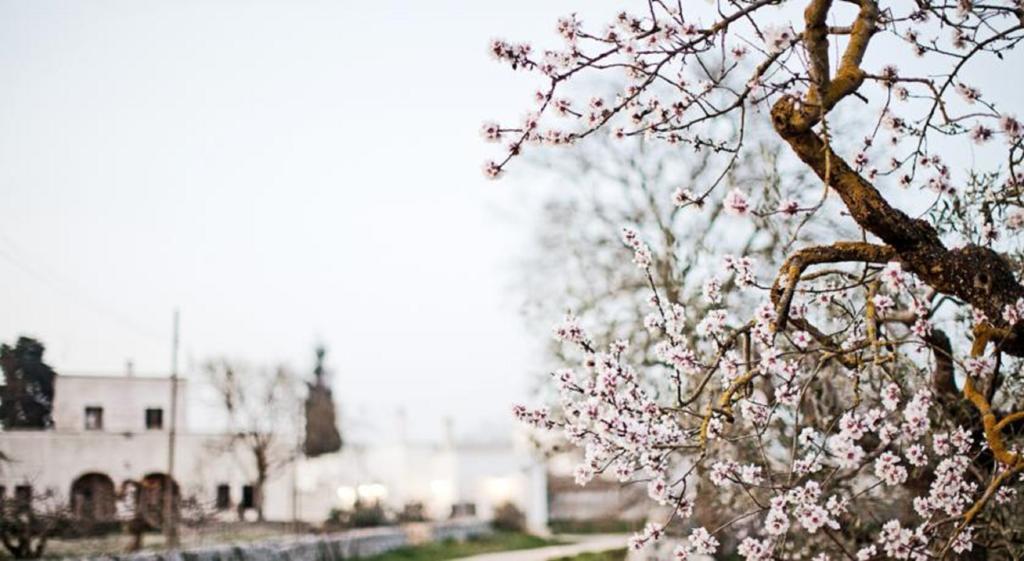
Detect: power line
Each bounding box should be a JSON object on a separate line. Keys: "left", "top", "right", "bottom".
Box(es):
{"left": 0, "top": 227, "right": 166, "bottom": 342}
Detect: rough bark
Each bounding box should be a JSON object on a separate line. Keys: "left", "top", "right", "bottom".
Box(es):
{"left": 771, "top": 97, "right": 1024, "bottom": 355}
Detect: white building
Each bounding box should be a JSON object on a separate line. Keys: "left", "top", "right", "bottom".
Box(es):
{"left": 0, "top": 373, "right": 548, "bottom": 532}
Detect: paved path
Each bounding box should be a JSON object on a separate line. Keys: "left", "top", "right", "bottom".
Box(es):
{"left": 456, "top": 534, "right": 629, "bottom": 561}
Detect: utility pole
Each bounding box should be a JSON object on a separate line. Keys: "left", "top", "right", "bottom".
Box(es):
{"left": 164, "top": 309, "right": 180, "bottom": 549}
{"left": 291, "top": 397, "right": 301, "bottom": 531}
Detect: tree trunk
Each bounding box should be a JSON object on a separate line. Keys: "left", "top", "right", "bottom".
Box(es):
{"left": 255, "top": 448, "right": 269, "bottom": 522}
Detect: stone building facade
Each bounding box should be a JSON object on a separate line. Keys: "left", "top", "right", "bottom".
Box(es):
{"left": 0, "top": 373, "right": 548, "bottom": 532}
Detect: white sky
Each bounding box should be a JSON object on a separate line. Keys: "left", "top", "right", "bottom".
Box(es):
{"left": 0, "top": 0, "right": 601, "bottom": 441}
{"left": 1, "top": 1, "right": 1019, "bottom": 442}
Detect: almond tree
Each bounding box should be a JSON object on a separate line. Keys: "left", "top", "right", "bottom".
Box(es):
{"left": 488, "top": 1, "right": 1024, "bottom": 558}
{"left": 519, "top": 128, "right": 836, "bottom": 377}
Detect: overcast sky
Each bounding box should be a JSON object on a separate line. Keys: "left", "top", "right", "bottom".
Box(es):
{"left": 0, "top": 0, "right": 598, "bottom": 441}
{"left": 2, "top": 1, "right": 1020, "bottom": 442}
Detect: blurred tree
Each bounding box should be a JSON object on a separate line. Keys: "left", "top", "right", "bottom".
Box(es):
{"left": 303, "top": 345, "right": 342, "bottom": 457}
{"left": 520, "top": 132, "right": 837, "bottom": 394}
{"left": 0, "top": 486, "right": 68, "bottom": 559}
{"left": 205, "top": 360, "right": 300, "bottom": 522}
{"left": 0, "top": 337, "right": 57, "bottom": 430}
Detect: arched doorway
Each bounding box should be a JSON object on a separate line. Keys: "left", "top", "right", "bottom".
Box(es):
{"left": 137, "top": 472, "right": 179, "bottom": 529}
{"left": 70, "top": 472, "right": 117, "bottom": 523}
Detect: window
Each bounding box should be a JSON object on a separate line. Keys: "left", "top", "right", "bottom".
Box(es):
{"left": 241, "top": 485, "right": 255, "bottom": 509}
{"left": 145, "top": 408, "right": 164, "bottom": 430}
{"left": 215, "top": 484, "right": 230, "bottom": 510}
{"left": 450, "top": 502, "right": 476, "bottom": 518}
{"left": 84, "top": 407, "right": 103, "bottom": 430}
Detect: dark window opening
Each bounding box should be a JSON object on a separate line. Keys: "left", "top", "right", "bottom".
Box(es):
{"left": 449, "top": 502, "right": 476, "bottom": 518}
{"left": 84, "top": 406, "right": 103, "bottom": 430}
{"left": 216, "top": 484, "right": 230, "bottom": 510}
{"left": 240, "top": 485, "right": 255, "bottom": 509}
{"left": 145, "top": 408, "right": 164, "bottom": 430}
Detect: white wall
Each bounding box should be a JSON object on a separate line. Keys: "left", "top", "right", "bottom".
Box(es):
{"left": 53, "top": 375, "right": 187, "bottom": 434}
{"left": 2, "top": 376, "right": 548, "bottom": 530}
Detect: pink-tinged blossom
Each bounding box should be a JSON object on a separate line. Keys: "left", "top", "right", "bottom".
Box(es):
{"left": 723, "top": 188, "right": 751, "bottom": 216}
{"left": 697, "top": 309, "right": 728, "bottom": 337}
{"left": 796, "top": 504, "right": 835, "bottom": 533}
{"left": 642, "top": 312, "right": 662, "bottom": 332}
{"left": 480, "top": 122, "right": 503, "bottom": 142}
{"left": 672, "top": 187, "right": 696, "bottom": 207}
{"left": 710, "top": 459, "right": 739, "bottom": 487}
{"left": 763, "top": 25, "right": 795, "bottom": 52}
{"left": 483, "top": 161, "right": 503, "bottom": 179}
{"left": 871, "top": 294, "right": 895, "bottom": 314}
{"left": 647, "top": 477, "right": 668, "bottom": 505}
{"left": 830, "top": 435, "right": 865, "bottom": 469}
{"left": 1002, "top": 297, "right": 1024, "bottom": 324}
{"left": 620, "top": 227, "right": 652, "bottom": 269}
{"left": 855, "top": 546, "right": 876, "bottom": 561}
{"left": 877, "top": 422, "right": 900, "bottom": 445}
{"left": 911, "top": 317, "right": 932, "bottom": 338}
{"left": 555, "top": 15, "right": 580, "bottom": 43}
{"left": 778, "top": 199, "right": 799, "bottom": 216}
{"left": 951, "top": 526, "right": 974, "bottom": 554}
{"left": 881, "top": 383, "right": 901, "bottom": 411}
{"left": 839, "top": 411, "right": 867, "bottom": 440}
{"left": 740, "top": 464, "right": 763, "bottom": 485}
{"left": 951, "top": 426, "right": 974, "bottom": 454}
{"left": 702, "top": 276, "right": 722, "bottom": 304}
{"left": 995, "top": 486, "right": 1018, "bottom": 505}
{"left": 880, "top": 64, "right": 900, "bottom": 83}
{"left": 878, "top": 519, "right": 919, "bottom": 558}
{"left": 955, "top": 82, "right": 980, "bottom": 103}
{"left": 906, "top": 444, "right": 928, "bottom": 467}
{"left": 489, "top": 38, "right": 533, "bottom": 70}
{"left": 764, "top": 507, "right": 789, "bottom": 536}
{"left": 723, "top": 255, "right": 756, "bottom": 287}
{"left": 902, "top": 390, "right": 932, "bottom": 440}
{"left": 965, "top": 356, "right": 994, "bottom": 379}
{"left": 874, "top": 451, "right": 908, "bottom": 486}
{"left": 881, "top": 262, "right": 906, "bottom": 291}
{"left": 919, "top": 454, "right": 974, "bottom": 517}
{"left": 573, "top": 464, "right": 594, "bottom": 486}
{"left": 970, "top": 124, "right": 994, "bottom": 144}
{"left": 553, "top": 314, "right": 586, "bottom": 344}
{"left": 741, "top": 400, "right": 770, "bottom": 427}
{"left": 1001, "top": 114, "right": 1022, "bottom": 139}
{"left": 738, "top": 537, "right": 773, "bottom": 560}
{"left": 687, "top": 527, "right": 719, "bottom": 555}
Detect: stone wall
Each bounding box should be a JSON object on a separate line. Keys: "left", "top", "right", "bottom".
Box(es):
{"left": 66, "top": 520, "right": 493, "bottom": 561}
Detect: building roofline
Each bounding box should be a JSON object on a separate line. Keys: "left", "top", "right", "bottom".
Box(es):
{"left": 58, "top": 373, "right": 184, "bottom": 382}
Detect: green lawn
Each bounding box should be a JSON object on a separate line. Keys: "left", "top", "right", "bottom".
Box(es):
{"left": 548, "top": 548, "right": 627, "bottom": 561}
{"left": 360, "top": 532, "right": 562, "bottom": 561}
